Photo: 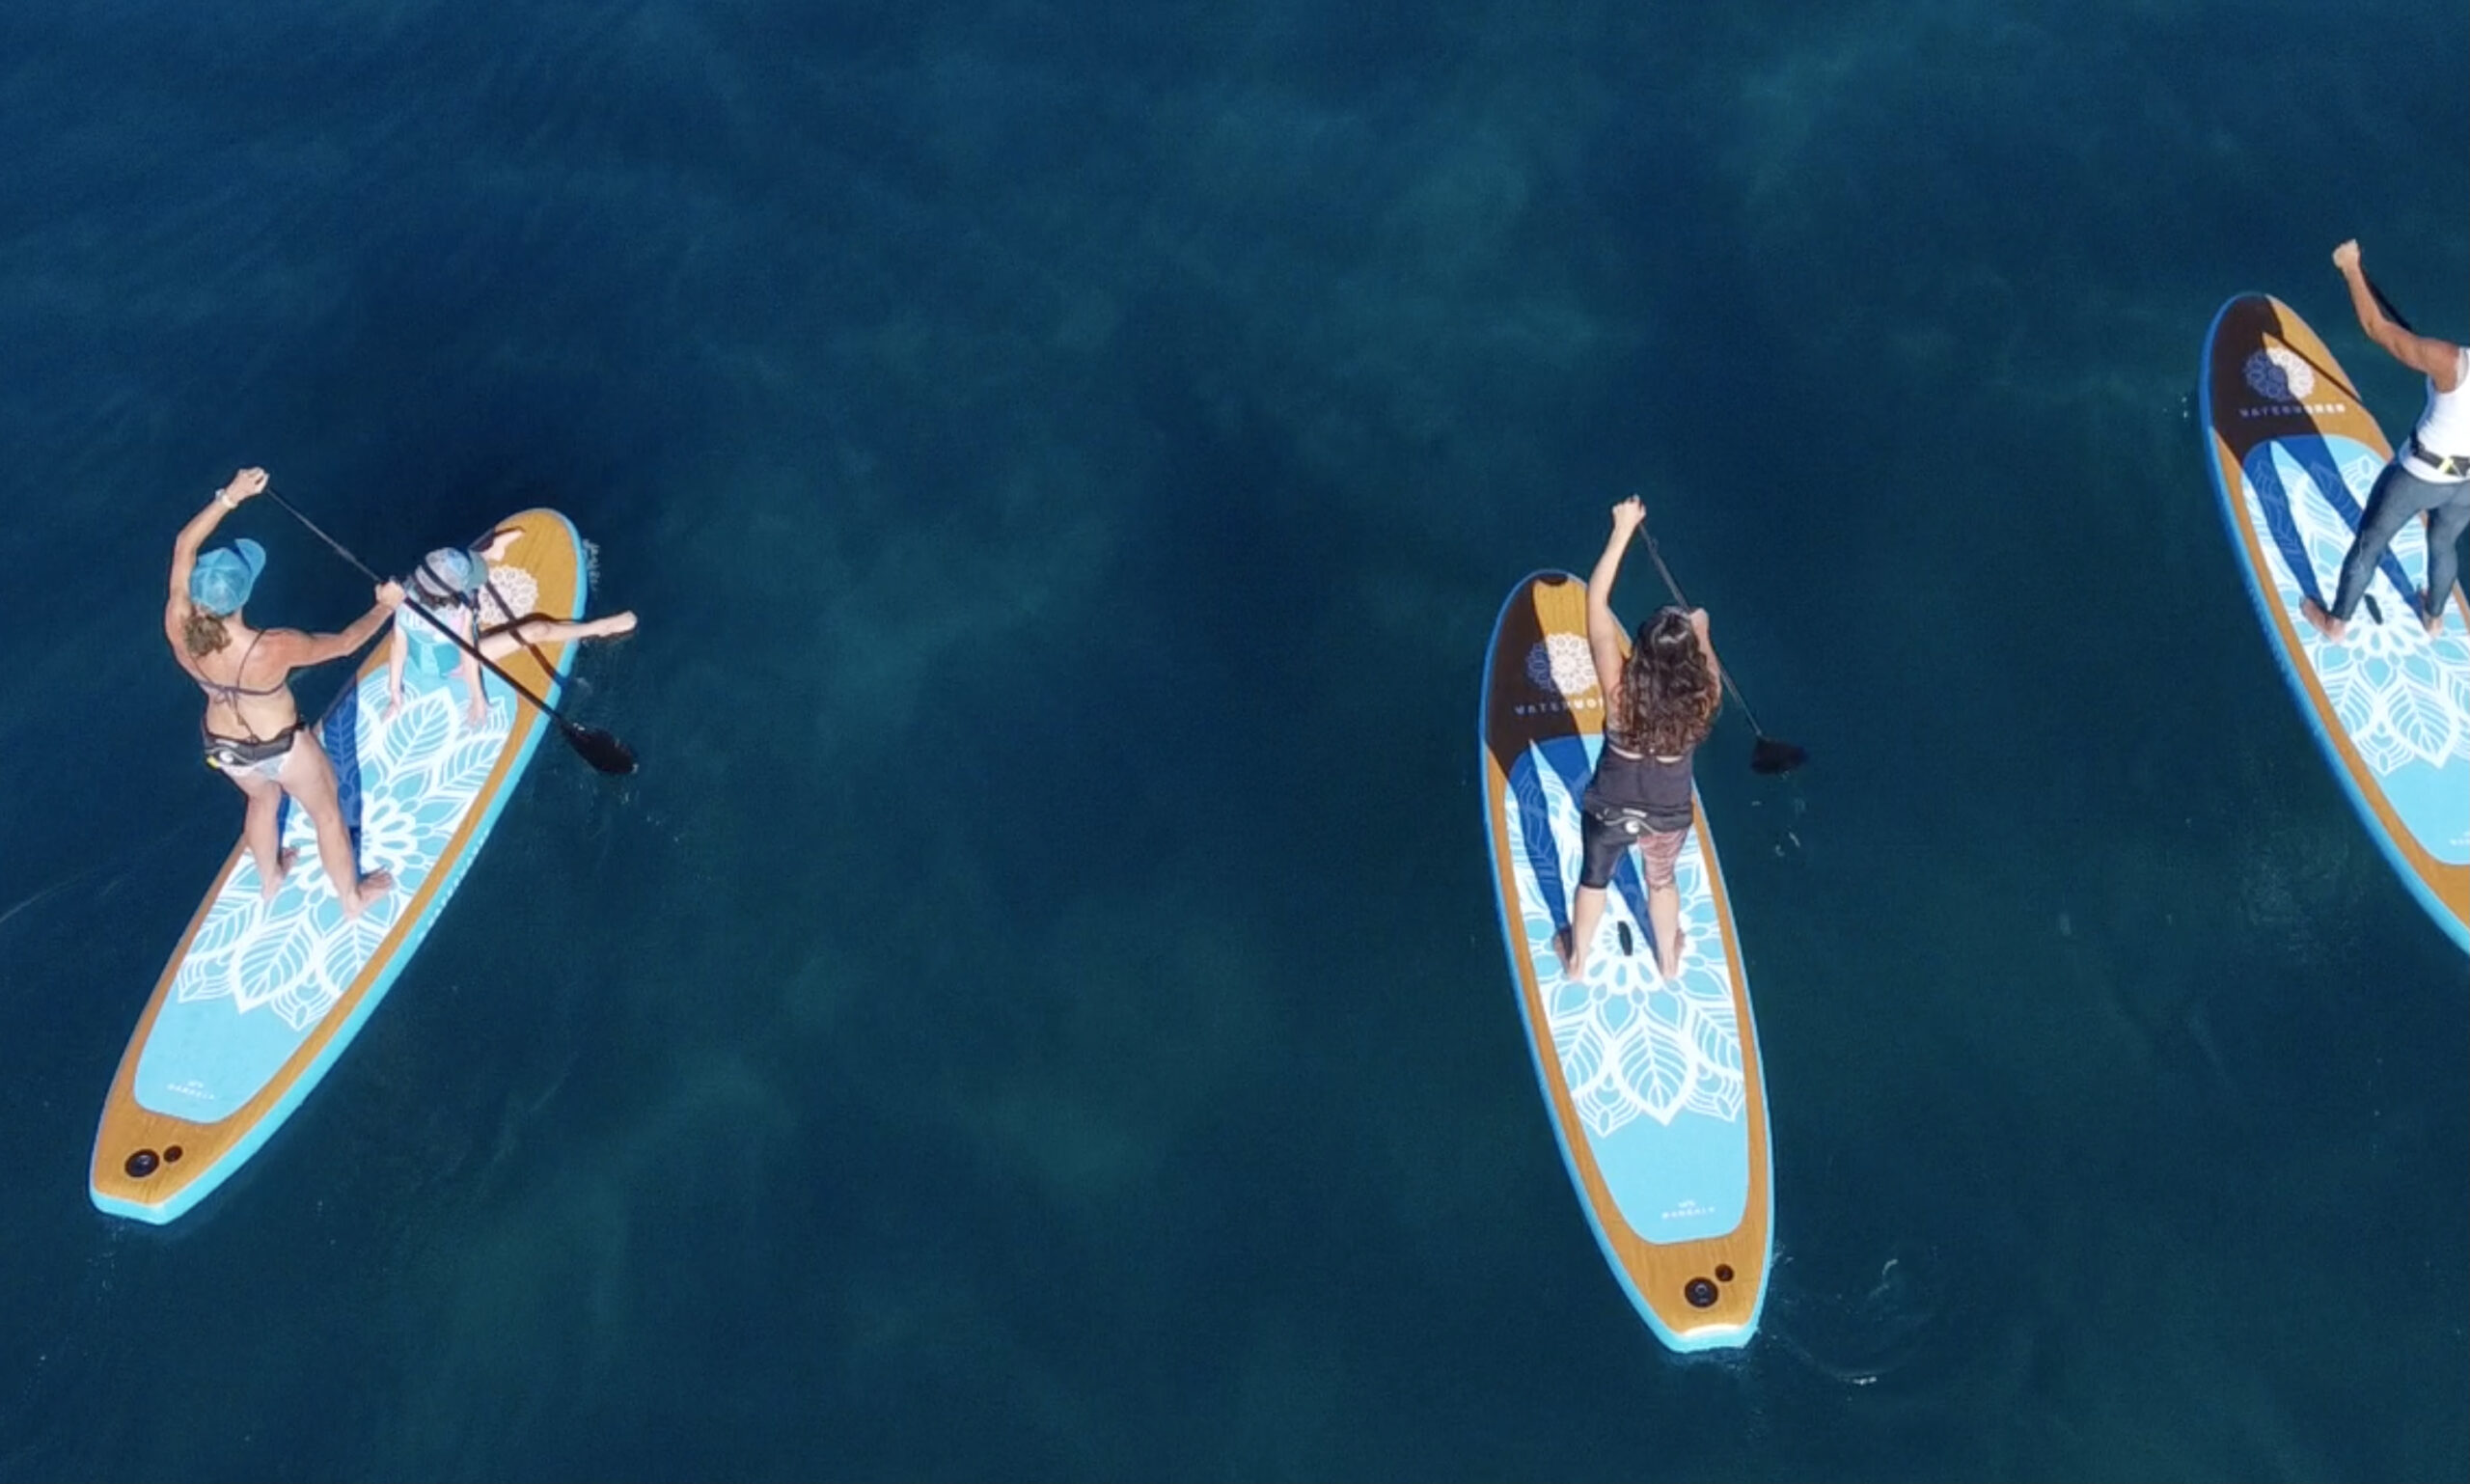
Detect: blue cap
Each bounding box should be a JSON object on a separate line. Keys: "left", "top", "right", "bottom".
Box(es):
{"left": 412, "top": 546, "right": 487, "bottom": 602}
{"left": 188, "top": 538, "right": 266, "bottom": 616}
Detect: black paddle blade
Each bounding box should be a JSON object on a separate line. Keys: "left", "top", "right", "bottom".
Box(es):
{"left": 1749, "top": 736, "right": 1807, "bottom": 776}
{"left": 562, "top": 721, "right": 638, "bottom": 776}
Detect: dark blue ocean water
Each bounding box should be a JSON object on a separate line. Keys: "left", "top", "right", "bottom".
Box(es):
{"left": 1, "top": 2, "right": 2464, "bottom": 1479}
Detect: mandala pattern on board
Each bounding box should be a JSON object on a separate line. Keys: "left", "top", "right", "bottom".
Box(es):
{"left": 476, "top": 564, "right": 540, "bottom": 627}
{"left": 1525, "top": 635, "right": 1600, "bottom": 697}
{"left": 1504, "top": 745, "right": 1743, "bottom": 1139}
{"left": 2252, "top": 445, "right": 2470, "bottom": 774}
{"left": 2244, "top": 346, "right": 2315, "bottom": 402}
{"left": 169, "top": 597, "right": 528, "bottom": 1032}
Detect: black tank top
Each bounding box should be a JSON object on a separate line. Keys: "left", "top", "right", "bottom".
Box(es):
{"left": 1582, "top": 739, "right": 1696, "bottom": 832}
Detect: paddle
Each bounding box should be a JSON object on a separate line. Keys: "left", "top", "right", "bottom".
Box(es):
{"left": 1638, "top": 528, "right": 1808, "bottom": 777}
{"left": 480, "top": 572, "right": 572, "bottom": 692}
{"left": 465, "top": 533, "right": 569, "bottom": 694}
{"left": 261, "top": 490, "right": 638, "bottom": 776}
{"left": 2364, "top": 272, "right": 2414, "bottom": 335}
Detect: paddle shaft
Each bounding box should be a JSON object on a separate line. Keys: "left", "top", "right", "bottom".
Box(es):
{"left": 480, "top": 571, "right": 563, "bottom": 682}
{"left": 1637, "top": 529, "right": 1775, "bottom": 738}
{"left": 2364, "top": 272, "right": 2414, "bottom": 335}
{"left": 260, "top": 489, "right": 625, "bottom": 769}
{"left": 420, "top": 543, "right": 567, "bottom": 701}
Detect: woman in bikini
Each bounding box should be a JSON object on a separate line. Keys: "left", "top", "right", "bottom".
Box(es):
{"left": 384, "top": 527, "right": 637, "bottom": 728}
{"left": 1553, "top": 496, "right": 1722, "bottom": 983}
{"left": 166, "top": 467, "right": 403, "bottom": 917}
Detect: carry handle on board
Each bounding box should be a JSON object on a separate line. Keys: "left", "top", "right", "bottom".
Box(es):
{"left": 262, "top": 490, "right": 639, "bottom": 776}
{"left": 1636, "top": 523, "right": 1808, "bottom": 777}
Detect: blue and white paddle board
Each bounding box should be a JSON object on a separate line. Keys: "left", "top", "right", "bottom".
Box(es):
{"left": 2202, "top": 294, "right": 2470, "bottom": 949}
{"left": 92, "top": 508, "right": 591, "bottom": 1222}
{"left": 1478, "top": 570, "right": 1773, "bottom": 1351}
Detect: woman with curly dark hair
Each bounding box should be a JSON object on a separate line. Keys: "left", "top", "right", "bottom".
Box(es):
{"left": 1552, "top": 496, "right": 1721, "bottom": 983}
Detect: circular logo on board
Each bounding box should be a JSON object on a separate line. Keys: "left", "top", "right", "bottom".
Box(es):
{"left": 1525, "top": 635, "right": 1599, "bottom": 695}
{"left": 2243, "top": 345, "right": 2316, "bottom": 402}
{"left": 475, "top": 563, "right": 539, "bottom": 625}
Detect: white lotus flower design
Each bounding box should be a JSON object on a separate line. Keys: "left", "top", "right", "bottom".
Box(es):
{"left": 1525, "top": 635, "right": 1600, "bottom": 697}
{"left": 2245, "top": 345, "right": 2316, "bottom": 402}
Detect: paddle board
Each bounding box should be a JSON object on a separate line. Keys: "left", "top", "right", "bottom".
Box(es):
{"left": 2201, "top": 294, "right": 2470, "bottom": 950}
{"left": 92, "top": 508, "right": 591, "bottom": 1223}
{"left": 1478, "top": 570, "right": 1773, "bottom": 1352}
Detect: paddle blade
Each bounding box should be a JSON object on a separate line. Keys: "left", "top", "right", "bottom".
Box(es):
{"left": 1749, "top": 735, "right": 1807, "bottom": 776}
{"left": 562, "top": 721, "right": 638, "bottom": 776}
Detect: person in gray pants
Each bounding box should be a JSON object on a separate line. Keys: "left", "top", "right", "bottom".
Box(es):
{"left": 2301, "top": 239, "right": 2470, "bottom": 643}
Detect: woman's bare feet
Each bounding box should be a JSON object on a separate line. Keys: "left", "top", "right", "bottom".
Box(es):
{"left": 1658, "top": 924, "right": 1688, "bottom": 981}
{"left": 341, "top": 868, "right": 396, "bottom": 920}
{"left": 584, "top": 611, "right": 638, "bottom": 640}
{"left": 2299, "top": 597, "right": 2346, "bottom": 643}
{"left": 259, "top": 846, "right": 300, "bottom": 903}
{"left": 1552, "top": 925, "right": 1588, "bottom": 982}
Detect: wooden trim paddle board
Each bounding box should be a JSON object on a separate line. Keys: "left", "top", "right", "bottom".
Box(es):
{"left": 91, "top": 508, "right": 591, "bottom": 1223}
{"left": 1478, "top": 570, "right": 1774, "bottom": 1352}
{"left": 2201, "top": 294, "right": 2470, "bottom": 950}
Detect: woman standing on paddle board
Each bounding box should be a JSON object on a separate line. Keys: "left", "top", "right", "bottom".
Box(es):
{"left": 166, "top": 467, "right": 403, "bottom": 917}
{"left": 1553, "top": 496, "right": 1722, "bottom": 983}
{"left": 2299, "top": 239, "right": 2470, "bottom": 643}
{"left": 385, "top": 528, "right": 637, "bottom": 728}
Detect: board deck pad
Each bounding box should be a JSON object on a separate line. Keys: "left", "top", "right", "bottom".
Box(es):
{"left": 91, "top": 508, "right": 590, "bottom": 1223}
{"left": 1479, "top": 570, "right": 1772, "bottom": 1352}
{"left": 2202, "top": 294, "right": 2470, "bottom": 950}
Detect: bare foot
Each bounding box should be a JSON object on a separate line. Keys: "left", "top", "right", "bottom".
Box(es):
{"left": 585, "top": 611, "right": 638, "bottom": 640}
{"left": 2425, "top": 609, "right": 2447, "bottom": 640}
{"left": 342, "top": 868, "right": 396, "bottom": 920}
{"left": 1658, "top": 925, "right": 1688, "bottom": 981}
{"left": 1552, "top": 926, "right": 1588, "bottom": 982}
{"left": 259, "top": 846, "right": 300, "bottom": 903}
{"left": 2299, "top": 597, "right": 2346, "bottom": 643}
{"left": 476, "top": 528, "right": 524, "bottom": 562}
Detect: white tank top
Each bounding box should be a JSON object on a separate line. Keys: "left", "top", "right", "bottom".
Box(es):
{"left": 2405, "top": 347, "right": 2470, "bottom": 478}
